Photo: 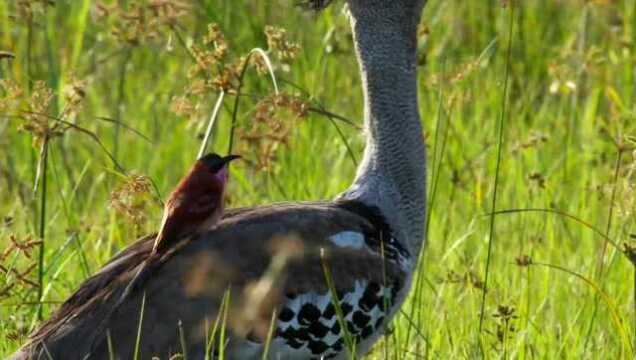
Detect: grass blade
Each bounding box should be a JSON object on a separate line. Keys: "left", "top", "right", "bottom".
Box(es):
{"left": 228, "top": 48, "right": 279, "bottom": 155}
{"left": 198, "top": 91, "right": 226, "bottom": 159}
{"left": 36, "top": 138, "right": 49, "bottom": 321}
{"left": 133, "top": 292, "right": 147, "bottom": 360}
{"left": 531, "top": 262, "right": 633, "bottom": 356}
{"left": 477, "top": 2, "right": 515, "bottom": 335}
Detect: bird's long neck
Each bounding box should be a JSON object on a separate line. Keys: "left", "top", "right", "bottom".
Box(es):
{"left": 339, "top": 1, "right": 427, "bottom": 257}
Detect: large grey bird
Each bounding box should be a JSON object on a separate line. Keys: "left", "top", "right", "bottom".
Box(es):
{"left": 11, "top": 0, "right": 428, "bottom": 358}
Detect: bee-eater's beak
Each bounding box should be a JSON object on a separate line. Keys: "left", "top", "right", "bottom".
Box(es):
{"left": 199, "top": 153, "right": 242, "bottom": 172}
{"left": 221, "top": 154, "right": 241, "bottom": 166}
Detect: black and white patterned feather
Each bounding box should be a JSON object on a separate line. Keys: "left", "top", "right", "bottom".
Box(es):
{"left": 245, "top": 201, "right": 409, "bottom": 359}
{"left": 269, "top": 279, "right": 402, "bottom": 359}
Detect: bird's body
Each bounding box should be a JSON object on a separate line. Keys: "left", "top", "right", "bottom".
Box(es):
{"left": 12, "top": 0, "right": 429, "bottom": 358}
{"left": 152, "top": 153, "right": 239, "bottom": 254}
{"left": 15, "top": 202, "right": 408, "bottom": 359}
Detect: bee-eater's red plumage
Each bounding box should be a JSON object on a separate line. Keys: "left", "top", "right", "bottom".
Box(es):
{"left": 152, "top": 155, "right": 235, "bottom": 254}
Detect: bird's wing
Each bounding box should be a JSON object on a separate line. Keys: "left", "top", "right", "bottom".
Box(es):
{"left": 22, "top": 201, "right": 410, "bottom": 360}
{"left": 186, "top": 192, "right": 221, "bottom": 215}
{"left": 153, "top": 193, "right": 220, "bottom": 253}
{"left": 21, "top": 234, "right": 156, "bottom": 349}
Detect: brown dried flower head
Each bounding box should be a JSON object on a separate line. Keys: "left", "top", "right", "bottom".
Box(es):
{"left": 96, "top": 0, "right": 189, "bottom": 46}
{"left": 0, "top": 234, "right": 41, "bottom": 299}
{"left": 515, "top": 255, "right": 533, "bottom": 267}
{"left": 622, "top": 242, "right": 636, "bottom": 266}
{"left": 61, "top": 75, "right": 87, "bottom": 121}
{"left": 17, "top": 81, "right": 70, "bottom": 147}
{"left": 264, "top": 26, "right": 301, "bottom": 62}
{"left": 14, "top": 0, "right": 54, "bottom": 24}
{"left": 493, "top": 304, "right": 517, "bottom": 321}
{"left": 170, "top": 95, "right": 196, "bottom": 118}
{"left": 109, "top": 174, "right": 155, "bottom": 226}
{"left": 443, "top": 269, "right": 485, "bottom": 291}
{"left": 211, "top": 64, "right": 241, "bottom": 92}
{"left": 492, "top": 303, "right": 518, "bottom": 344}
{"left": 203, "top": 23, "right": 228, "bottom": 60}
{"left": 147, "top": 0, "right": 190, "bottom": 27}
{"left": 0, "top": 79, "right": 24, "bottom": 112}
{"left": 511, "top": 131, "right": 549, "bottom": 154}
{"left": 236, "top": 92, "right": 310, "bottom": 171}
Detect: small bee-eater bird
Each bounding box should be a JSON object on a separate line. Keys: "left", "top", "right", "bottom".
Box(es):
{"left": 152, "top": 153, "right": 241, "bottom": 254}
{"left": 117, "top": 153, "right": 241, "bottom": 303}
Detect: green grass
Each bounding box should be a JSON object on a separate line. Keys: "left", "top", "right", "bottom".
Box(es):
{"left": 1, "top": 0, "right": 636, "bottom": 358}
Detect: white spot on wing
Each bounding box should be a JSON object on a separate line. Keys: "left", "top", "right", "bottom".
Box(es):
{"left": 329, "top": 231, "right": 365, "bottom": 249}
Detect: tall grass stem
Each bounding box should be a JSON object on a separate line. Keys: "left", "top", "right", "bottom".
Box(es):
{"left": 228, "top": 49, "right": 279, "bottom": 156}
{"left": 113, "top": 50, "right": 131, "bottom": 162}
{"left": 198, "top": 91, "right": 226, "bottom": 159}
{"left": 584, "top": 149, "right": 624, "bottom": 350}
{"left": 478, "top": 3, "right": 515, "bottom": 334}
{"left": 36, "top": 138, "right": 49, "bottom": 321}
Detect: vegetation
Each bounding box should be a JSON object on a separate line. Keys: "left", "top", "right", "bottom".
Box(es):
{"left": 1, "top": 0, "right": 635, "bottom": 357}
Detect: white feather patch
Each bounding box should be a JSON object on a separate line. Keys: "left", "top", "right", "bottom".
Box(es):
{"left": 329, "top": 231, "right": 365, "bottom": 249}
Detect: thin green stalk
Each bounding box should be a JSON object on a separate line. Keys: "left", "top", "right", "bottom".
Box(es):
{"left": 178, "top": 320, "right": 188, "bottom": 360}
{"left": 8, "top": 112, "right": 127, "bottom": 173}
{"left": 533, "top": 262, "right": 632, "bottom": 356}
{"left": 320, "top": 251, "right": 356, "bottom": 356}
{"left": 41, "top": 343, "right": 53, "bottom": 360}
{"left": 323, "top": 112, "right": 357, "bottom": 166}
{"left": 523, "top": 264, "right": 531, "bottom": 359}
{"left": 563, "top": 5, "right": 589, "bottom": 182}
{"left": 48, "top": 145, "right": 92, "bottom": 279}
{"left": 36, "top": 138, "right": 49, "bottom": 321}
{"left": 94, "top": 116, "right": 152, "bottom": 143}
{"left": 306, "top": 106, "right": 360, "bottom": 129}
{"left": 260, "top": 310, "right": 278, "bottom": 360}
{"left": 26, "top": 15, "right": 33, "bottom": 92}
{"left": 228, "top": 48, "right": 279, "bottom": 155}
{"left": 405, "top": 76, "right": 447, "bottom": 349}
{"left": 598, "top": 150, "right": 623, "bottom": 274}
{"left": 205, "top": 290, "right": 231, "bottom": 359}
{"left": 113, "top": 49, "right": 131, "bottom": 162}
{"left": 44, "top": 4, "right": 58, "bottom": 117}
{"left": 198, "top": 91, "right": 226, "bottom": 159}
{"left": 426, "top": 71, "right": 447, "bottom": 233}
{"left": 584, "top": 149, "right": 624, "bottom": 351}
{"left": 218, "top": 290, "right": 230, "bottom": 360}
{"left": 133, "top": 292, "right": 147, "bottom": 360}
{"left": 490, "top": 208, "right": 620, "bottom": 253}
{"left": 107, "top": 330, "right": 115, "bottom": 360}
{"left": 478, "top": 3, "right": 515, "bottom": 335}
